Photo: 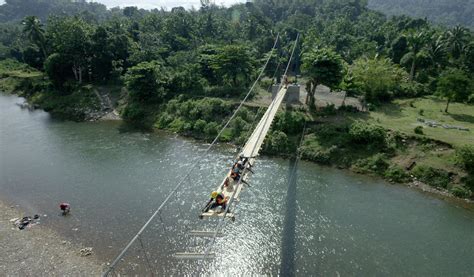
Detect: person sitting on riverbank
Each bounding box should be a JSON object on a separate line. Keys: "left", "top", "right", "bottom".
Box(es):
{"left": 59, "top": 202, "right": 70, "bottom": 215}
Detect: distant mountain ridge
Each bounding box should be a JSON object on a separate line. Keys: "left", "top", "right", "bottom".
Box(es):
{"left": 368, "top": 0, "right": 474, "bottom": 29}
{"left": 0, "top": 0, "right": 108, "bottom": 23}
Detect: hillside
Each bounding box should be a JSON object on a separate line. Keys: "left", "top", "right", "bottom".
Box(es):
{"left": 0, "top": 0, "right": 108, "bottom": 23}
{"left": 368, "top": 0, "right": 474, "bottom": 29}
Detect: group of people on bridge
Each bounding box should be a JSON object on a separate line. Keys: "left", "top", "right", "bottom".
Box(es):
{"left": 204, "top": 155, "right": 254, "bottom": 213}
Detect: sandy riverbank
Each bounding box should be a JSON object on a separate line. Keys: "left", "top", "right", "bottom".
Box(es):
{"left": 0, "top": 200, "right": 104, "bottom": 275}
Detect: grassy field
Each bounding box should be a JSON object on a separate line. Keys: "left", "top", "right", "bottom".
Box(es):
{"left": 368, "top": 97, "right": 474, "bottom": 147}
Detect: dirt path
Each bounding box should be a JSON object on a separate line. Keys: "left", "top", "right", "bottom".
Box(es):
{"left": 0, "top": 201, "right": 104, "bottom": 275}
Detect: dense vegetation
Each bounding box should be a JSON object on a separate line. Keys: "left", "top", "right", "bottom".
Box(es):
{"left": 0, "top": 0, "right": 473, "bottom": 199}
{"left": 368, "top": 0, "right": 474, "bottom": 29}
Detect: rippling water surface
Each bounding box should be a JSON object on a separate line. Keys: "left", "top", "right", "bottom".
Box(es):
{"left": 1, "top": 93, "right": 474, "bottom": 275}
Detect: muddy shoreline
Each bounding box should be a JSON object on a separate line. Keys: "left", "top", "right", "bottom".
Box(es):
{"left": 0, "top": 200, "right": 105, "bottom": 275}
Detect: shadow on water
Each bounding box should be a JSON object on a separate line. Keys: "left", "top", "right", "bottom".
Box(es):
{"left": 117, "top": 121, "right": 153, "bottom": 133}
{"left": 280, "top": 157, "right": 298, "bottom": 276}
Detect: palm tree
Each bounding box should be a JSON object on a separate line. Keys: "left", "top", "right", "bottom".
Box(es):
{"left": 444, "top": 25, "right": 469, "bottom": 60}
{"left": 22, "top": 16, "right": 47, "bottom": 59}
{"left": 406, "top": 30, "right": 426, "bottom": 81}
{"left": 426, "top": 34, "right": 447, "bottom": 70}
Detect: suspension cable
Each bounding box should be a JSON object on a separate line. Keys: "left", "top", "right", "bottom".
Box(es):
{"left": 102, "top": 33, "right": 280, "bottom": 276}
{"left": 196, "top": 34, "right": 300, "bottom": 273}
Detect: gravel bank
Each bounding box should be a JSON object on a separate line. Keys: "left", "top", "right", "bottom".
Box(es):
{"left": 0, "top": 201, "right": 104, "bottom": 275}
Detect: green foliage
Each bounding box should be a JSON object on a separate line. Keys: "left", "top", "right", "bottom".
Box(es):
{"left": 436, "top": 68, "right": 473, "bottom": 112}
{"left": 125, "top": 61, "right": 168, "bottom": 102}
{"left": 264, "top": 130, "right": 290, "bottom": 154}
{"left": 193, "top": 119, "right": 208, "bottom": 133}
{"left": 156, "top": 97, "right": 243, "bottom": 140}
{"left": 208, "top": 44, "right": 256, "bottom": 87}
{"left": 368, "top": 0, "right": 474, "bottom": 29}
{"left": 273, "top": 111, "right": 306, "bottom": 134}
{"left": 46, "top": 17, "right": 94, "bottom": 84}
{"left": 450, "top": 185, "right": 471, "bottom": 198}
{"left": 316, "top": 104, "right": 337, "bottom": 115}
{"left": 204, "top": 121, "right": 219, "bottom": 137}
{"left": 22, "top": 16, "right": 47, "bottom": 61}
{"left": 31, "top": 85, "right": 100, "bottom": 121}
{"left": 0, "top": 59, "right": 36, "bottom": 75}
{"left": 348, "top": 120, "right": 387, "bottom": 146}
{"left": 121, "top": 102, "right": 147, "bottom": 124}
{"left": 461, "top": 175, "right": 474, "bottom": 192}
{"left": 412, "top": 165, "right": 451, "bottom": 188}
{"left": 414, "top": 126, "right": 424, "bottom": 134}
{"left": 302, "top": 47, "right": 345, "bottom": 88}
{"left": 351, "top": 57, "right": 410, "bottom": 103}
{"left": 456, "top": 145, "right": 474, "bottom": 173}
{"left": 301, "top": 47, "right": 345, "bottom": 107}
{"left": 384, "top": 165, "right": 410, "bottom": 183}
{"left": 353, "top": 153, "right": 389, "bottom": 174}
{"left": 44, "top": 53, "right": 69, "bottom": 89}
{"left": 0, "top": 0, "right": 108, "bottom": 23}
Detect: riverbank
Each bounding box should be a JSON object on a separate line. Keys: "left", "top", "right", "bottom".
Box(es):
{"left": 0, "top": 59, "right": 121, "bottom": 121}
{"left": 0, "top": 200, "right": 104, "bottom": 275}
{"left": 1, "top": 59, "right": 472, "bottom": 201}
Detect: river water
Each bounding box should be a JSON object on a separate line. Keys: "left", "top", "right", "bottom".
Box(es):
{"left": 1, "top": 93, "right": 474, "bottom": 276}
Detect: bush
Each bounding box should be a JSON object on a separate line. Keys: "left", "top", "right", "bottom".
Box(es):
{"left": 353, "top": 153, "right": 389, "bottom": 174}
{"left": 456, "top": 145, "right": 474, "bottom": 174}
{"left": 204, "top": 121, "right": 219, "bottom": 138}
{"left": 300, "top": 133, "right": 333, "bottom": 164}
{"left": 263, "top": 131, "right": 290, "bottom": 154}
{"left": 349, "top": 121, "right": 387, "bottom": 147}
{"left": 461, "top": 175, "right": 474, "bottom": 192}
{"left": 193, "top": 119, "right": 207, "bottom": 133}
{"left": 125, "top": 61, "right": 168, "bottom": 102}
{"left": 168, "top": 118, "right": 186, "bottom": 132}
{"left": 230, "top": 116, "right": 248, "bottom": 137}
{"left": 384, "top": 165, "right": 410, "bottom": 183}
{"left": 414, "top": 126, "right": 424, "bottom": 135}
{"left": 412, "top": 165, "right": 451, "bottom": 188}
{"left": 351, "top": 57, "right": 409, "bottom": 103}
{"left": 273, "top": 111, "right": 306, "bottom": 135}
{"left": 121, "top": 103, "right": 147, "bottom": 124}
{"left": 317, "top": 104, "right": 337, "bottom": 115}
{"left": 450, "top": 186, "right": 471, "bottom": 198}
{"left": 155, "top": 112, "right": 174, "bottom": 128}
{"left": 259, "top": 79, "right": 274, "bottom": 91}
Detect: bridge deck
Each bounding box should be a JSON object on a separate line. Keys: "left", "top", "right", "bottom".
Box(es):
{"left": 199, "top": 86, "right": 287, "bottom": 219}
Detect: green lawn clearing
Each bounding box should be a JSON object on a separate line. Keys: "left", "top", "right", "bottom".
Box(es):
{"left": 368, "top": 97, "right": 474, "bottom": 147}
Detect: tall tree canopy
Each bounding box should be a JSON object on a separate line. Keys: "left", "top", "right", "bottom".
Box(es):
{"left": 302, "top": 47, "right": 345, "bottom": 107}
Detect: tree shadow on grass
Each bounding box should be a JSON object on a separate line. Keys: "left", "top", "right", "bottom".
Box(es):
{"left": 449, "top": 113, "right": 474, "bottom": 124}
{"left": 375, "top": 102, "right": 403, "bottom": 117}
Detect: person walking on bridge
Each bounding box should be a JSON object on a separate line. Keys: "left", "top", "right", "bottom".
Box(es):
{"left": 209, "top": 191, "right": 229, "bottom": 213}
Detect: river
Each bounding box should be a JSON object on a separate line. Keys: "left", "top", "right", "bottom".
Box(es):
{"left": 1, "top": 93, "right": 474, "bottom": 276}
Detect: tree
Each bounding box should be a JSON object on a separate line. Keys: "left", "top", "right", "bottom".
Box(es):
{"left": 47, "top": 17, "right": 93, "bottom": 84}
{"left": 351, "top": 56, "right": 409, "bottom": 103}
{"left": 436, "top": 68, "right": 472, "bottom": 113}
{"left": 22, "top": 16, "right": 47, "bottom": 59}
{"left": 426, "top": 34, "right": 447, "bottom": 71}
{"left": 124, "top": 61, "right": 169, "bottom": 102}
{"left": 390, "top": 35, "right": 408, "bottom": 64}
{"left": 301, "top": 47, "right": 345, "bottom": 108}
{"left": 444, "top": 25, "right": 469, "bottom": 60}
{"left": 44, "top": 53, "right": 71, "bottom": 89}
{"left": 405, "top": 30, "right": 427, "bottom": 80}
{"left": 208, "top": 44, "right": 256, "bottom": 87}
